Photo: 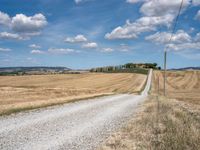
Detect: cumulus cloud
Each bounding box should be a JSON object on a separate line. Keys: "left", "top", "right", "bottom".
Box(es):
{"left": 119, "top": 44, "right": 130, "bottom": 52}
{"left": 64, "top": 34, "right": 87, "bottom": 43}
{"left": 11, "top": 13, "right": 47, "bottom": 33}
{"left": 105, "top": 15, "right": 174, "bottom": 40}
{"left": 126, "top": 0, "right": 146, "bottom": 4}
{"left": 193, "top": 0, "right": 200, "bottom": 6}
{"left": 195, "top": 10, "right": 200, "bottom": 20}
{"left": 140, "top": 0, "right": 190, "bottom": 17}
{"left": 101, "top": 48, "right": 114, "bottom": 53}
{"left": 106, "top": 0, "right": 191, "bottom": 40}
{"left": 82, "top": 42, "right": 98, "bottom": 48}
{"left": 166, "top": 42, "right": 200, "bottom": 51}
{"left": 0, "top": 11, "right": 47, "bottom": 40}
{"left": 48, "top": 48, "right": 76, "bottom": 54}
{"left": 74, "top": 0, "right": 91, "bottom": 4}
{"left": 195, "top": 32, "right": 200, "bottom": 42}
{"left": 29, "top": 44, "right": 41, "bottom": 49}
{"left": 0, "top": 32, "right": 25, "bottom": 40}
{"left": 105, "top": 24, "right": 137, "bottom": 40}
{"left": 146, "top": 31, "right": 200, "bottom": 51}
{"left": 145, "top": 30, "right": 191, "bottom": 44}
{"left": 31, "top": 47, "right": 80, "bottom": 55}
{"left": 75, "top": 0, "right": 82, "bottom": 4}
{"left": 0, "top": 47, "right": 11, "bottom": 52}
{"left": 0, "top": 11, "right": 11, "bottom": 26}
{"left": 30, "top": 50, "right": 45, "bottom": 54}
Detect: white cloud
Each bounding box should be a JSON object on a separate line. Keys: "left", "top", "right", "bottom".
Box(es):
{"left": 119, "top": 44, "right": 130, "bottom": 52}
{"left": 30, "top": 50, "right": 45, "bottom": 54}
{"left": 194, "top": 32, "right": 200, "bottom": 42}
{"left": 166, "top": 42, "right": 200, "bottom": 51}
{"left": 126, "top": 0, "right": 146, "bottom": 4}
{"left": 0, "top": 11, "right": 11, "bottom": 26}
{"left": 31, "top": 47, "right": 81, "bottom": 55}
{"left": 0, "top": 47, "right": 11, "bottom": 52}
{"left": 105, "top": 25, "right": 137, "bottom": 40}
{"left": 11, "top": 13, "right": 47, "bottom": 33}
{"left": 82, "top": 42, "right": 98, "bottom": 48}
{"left": 145, "top": 30, "right": 191, "bottom": 44}
{"left": 189, "top": 27, "right": 195, "bottom": 33}
{"left": 64, "top": 34, "right": 87, "bottom": 43}
{"left": 48, "top": 48, "right": 75, "bottom": 54}
{"left": 146, "top": 31, "right": 200, "bottom": 51}
{"left": 106, "top": 0, "right": 192, "bottom": 40}
{"left": 0, "top": 11, "right": 47, "bottom": 40}
{"left": 0, "top": 32, "right": 25, "bottom": 40}
{"left": 29, "top": 44, "right": 41, "bottom": 49}
{"left": 105, "top": 15, "right": 174, "bottom": 40}
{"left": 74, "top": 0, "right": 91, "bottom": 4}
{"left": 75, "top": 0, "right": 82, "bottom": 4}
{"left": 140, "top": 0, "right": 190, "bottom": 17}
{"left": 101, "top": 48, "right": 114, "bottom": 52}
{"left": 193, "top": 0, "right": 200, "bottom": 6}
{"left": 195, "top": 10, "right": 200, "bottom": 20}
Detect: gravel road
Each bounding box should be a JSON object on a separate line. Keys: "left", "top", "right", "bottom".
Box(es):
{"left": 0, "top": 70, "right": 152, "bottom": 150}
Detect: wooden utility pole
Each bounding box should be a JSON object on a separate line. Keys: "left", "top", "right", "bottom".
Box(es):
{"left": 164, "top": 51, "right": 167, "bottom": 96}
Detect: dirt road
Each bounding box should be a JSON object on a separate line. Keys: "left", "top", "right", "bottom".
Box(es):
{"left": 0, "top": 70, "right": 152, "bottom": 150}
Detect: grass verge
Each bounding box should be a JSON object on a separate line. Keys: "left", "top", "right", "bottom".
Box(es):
{"left": 99, "top": 95, "right": 200, "bottom": 150}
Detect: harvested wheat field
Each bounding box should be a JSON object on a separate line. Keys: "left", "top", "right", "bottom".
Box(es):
{"left": 151, "top": 70, "right": 200, "bottom": 105}
{"left": 0, "top": 73, "right": 146, "bottom": 115}
{"left": 100, "top": 70, "right": 200, "bottom": 150}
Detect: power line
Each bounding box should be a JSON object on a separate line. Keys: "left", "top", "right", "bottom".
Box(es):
{"left": 164, "top": 0, "right": 184, "bottom": 96}
{"left": 165, "top": 0, "right": 184, "bottom": 51}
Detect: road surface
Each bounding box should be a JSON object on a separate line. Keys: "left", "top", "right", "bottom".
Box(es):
{"left": 0, "top": 69, "right": 152, "bottom": 150}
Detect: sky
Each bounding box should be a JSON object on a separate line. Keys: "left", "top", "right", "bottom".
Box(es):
{"left": 0, "top": 0, "right": 200, "bottom": 69}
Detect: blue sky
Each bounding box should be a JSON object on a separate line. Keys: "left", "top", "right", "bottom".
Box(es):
{"left": 0, "top": 0, "right": 200, "bottom": 69}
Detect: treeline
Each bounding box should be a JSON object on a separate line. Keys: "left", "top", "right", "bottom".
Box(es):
{"left": 123, "top": 63, "right": 161, "bottom": 69}
{"left": 90, "top": 63, "right": 161, "bottom": 74}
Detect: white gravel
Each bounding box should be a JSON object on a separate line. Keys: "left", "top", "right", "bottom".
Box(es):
{"left": 0, "top": 70, "right": 152, "bottom": 150}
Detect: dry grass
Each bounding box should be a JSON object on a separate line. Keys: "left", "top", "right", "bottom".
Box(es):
{"left": 0, "top": 73, "right": 146, "bottom": 115}
{"left": 99, "top": 96, "right": 200, "bottom": 150}
{"left": 152, "top": 70, "right": 200, "bottom": 105}
{"left": 100, "top": 70, "right": 200, "bottom": 150}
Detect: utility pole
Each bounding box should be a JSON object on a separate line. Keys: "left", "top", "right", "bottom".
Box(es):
{"left": 162, "top": 0, "right": 183, "bottom": 96}
{"left": 164, "top": 50, "right": 167, "bottom": 96}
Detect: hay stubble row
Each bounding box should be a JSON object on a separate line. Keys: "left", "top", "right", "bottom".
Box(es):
{"left": 0, "top": 73, "right": 146, "bottom": 115}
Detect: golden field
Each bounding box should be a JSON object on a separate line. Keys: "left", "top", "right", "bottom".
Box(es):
{"left": 0, "top": 73, "right": 146, "bottom": 115}
{"left": 100, "top": 70, "right": 200, "bottom": 150}
{"left": 151, "top": 70, "right": 200, "bottom": 104}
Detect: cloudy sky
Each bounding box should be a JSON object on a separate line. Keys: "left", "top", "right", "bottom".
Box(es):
{"left": 0, "top": 0, "right": 200, "bottom": 69}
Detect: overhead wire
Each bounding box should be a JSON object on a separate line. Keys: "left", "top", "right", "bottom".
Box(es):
{"left": 165, "top": 0, "right": 184, "bottom": 51}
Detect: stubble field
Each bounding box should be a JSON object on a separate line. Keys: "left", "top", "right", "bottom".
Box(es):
{"left": 0, "top": 73, "right": 146, "bottom": 115}
{"left": 151, "top": 70, "right": 200, "bottom": 104}
{"left": 100, "top": 70, "right": 200, "bottom": 150}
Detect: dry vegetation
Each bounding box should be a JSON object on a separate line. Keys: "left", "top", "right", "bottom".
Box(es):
{"left": 99, "top": 96, "right": 200, "bottom": 150}
{"left": 0, "top": 73, "right": 146, "bottom": 115}
{"left": 152, "top": 70, "right": 200, "bottom": 105}
{"left": 100, "top": 70, "right": 200, "bottom": 150}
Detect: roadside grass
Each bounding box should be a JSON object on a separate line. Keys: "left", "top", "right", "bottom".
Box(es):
{"left": 99, "top": 95, "right": 200, "bottom": 150}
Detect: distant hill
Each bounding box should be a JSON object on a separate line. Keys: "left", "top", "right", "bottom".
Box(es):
{"left": 0, "top": 66, "right": 71, "bottom": 72}
{"left": 0, "top": 66, "right": 71, "bottom": 75}
{"left": 171, "top": 67, "right": 200, "bottom": 71}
